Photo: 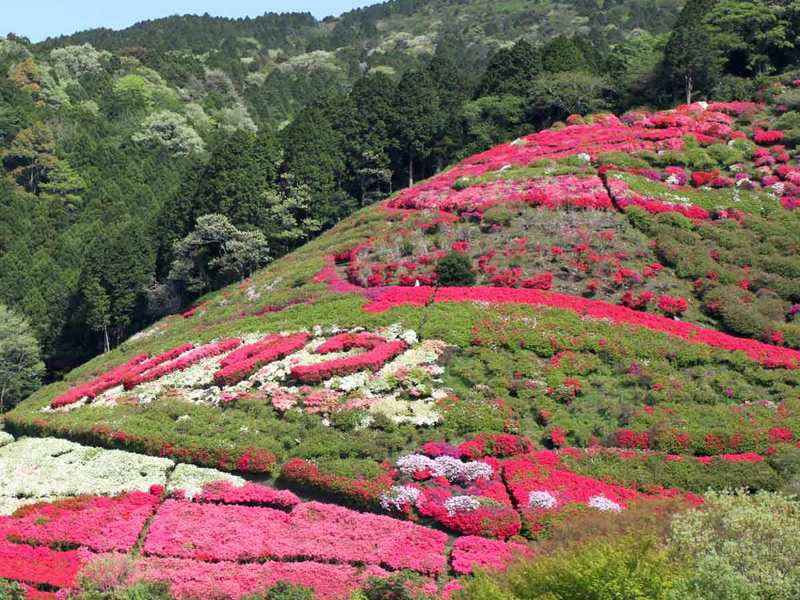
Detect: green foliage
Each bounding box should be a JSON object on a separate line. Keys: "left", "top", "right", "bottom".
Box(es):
{"left": 669, "top": 490, "right": 800, "bottom": 600}
{"left": 435, "top": 252, "right": 476, "bottom": 287}
{"left": 131, "top": 111, "right": 204, "bottom": 156}
{"left": 168, "top": 213, "right": 271, "bottom": 295}
{"left": 243, "top": 582, "right": 315, "bottom": 600}
{"left": 457, "top": 535, "right": 687, "bottom": 600}
{"left": 360, "top": 571, "right": 436, "bottom": 600}
{"left": 0, "top": 578, "right": 26, "bottom": 600}
{"left": 0, "top": 303, "right": 44, "bottom": 412}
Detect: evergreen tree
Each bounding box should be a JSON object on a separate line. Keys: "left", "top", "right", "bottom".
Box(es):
{"left": 0, "top": 303, "right": 44, "bottom": 412}
{"left": 541, "top": 36, "right": 589, "bottom": 74}
{"left": 391, "top": 69, "right": 442, "bottom": 187}
{"left": 664, "top": 0, "right": 720, "bottom": 103}
{"left": 477, "top": 40, "right": 542, "bottom": 97}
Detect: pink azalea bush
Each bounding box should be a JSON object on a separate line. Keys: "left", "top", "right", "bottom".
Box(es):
{"left": 143, "top": 499, "right": 447, "bottom": 574}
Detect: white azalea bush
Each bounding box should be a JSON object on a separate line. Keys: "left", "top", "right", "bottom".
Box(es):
{"left": 0, "top": 437, "right": 274, "bottom": 515}
{"left": 166, "top": 463, "right": 246, "bottom": 499}
{"left": 0, "top": 437, "right": 172, "bottom": 514}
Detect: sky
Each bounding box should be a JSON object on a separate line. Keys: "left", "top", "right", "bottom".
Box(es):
{"left": 3, "top": 1, "right": 375, "bottom": 43}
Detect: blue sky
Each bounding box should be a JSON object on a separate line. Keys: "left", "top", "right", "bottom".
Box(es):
{"left": 4, "top": 1, "right": 374, "bottom": 43}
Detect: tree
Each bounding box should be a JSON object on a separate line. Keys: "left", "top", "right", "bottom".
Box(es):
{"left": 49, "top": 43, "right": 104, "bottom": 78}
{"left": 2, "top": 122, "right": 59, "bottom": 195}
{"left": 541, "top": 35, "right": 590, "bottom": 74}
{"left": 7, "top": 57, "right": 41, "bottom": 98}
{"left": 704, "top": 0, "right": 795, "bottom": 75}
{"left": 38, "top": 162, "right": 86, "bottom": 224}
{"left": 132, "top": 111, "right": 205, "bottom": 156}
{"left": 664, "top": 25, "right": 719, "bottom": 104}
{"left": 258, "top": 175, "right": 322, "bottom": 256}
{"left": 391, "top": 69, "right": 442, "bottom": 187}
{"left": 460, "top": 95, "right": 527, "bottom": 157}
{"left": 477, "top": 40, "right": 542, "bottom": 97}
{"left": 0, "top": 303, "right": 44, "bottom": 412}
{"left": 169, "top": 214, "right": 271, "bottom": 295}
{"left": 530, "top": 72, "right": 612, "bottom": 120}
{"left": 82, "top": 275, "right": 111, "bottom": 353}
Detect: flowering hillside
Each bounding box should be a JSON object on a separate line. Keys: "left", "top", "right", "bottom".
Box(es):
{"left": 7, "top": 99, "right": 800, "bottom": 598}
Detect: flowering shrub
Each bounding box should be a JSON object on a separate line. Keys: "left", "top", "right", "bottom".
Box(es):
{"left": 450, "top": 536, "right": 532, "bottom": 575}
{"left": 291, "top": 340, "right": 407, "bottom": 383}
{"left": 143, "top": 499, "right": 447, "bottom": 574}
{"left": 0, "top": 537, "right": 87, "bottom": 587}
{"left": 124, "top": 338, "right": 242, "bottom": 390}
{"left": 5, "top": 492, "right": 159, "bottom": 552}
{"left": 193, "top": 480, "right": 300, "bottom": 508}
{"left": 213, "top": 333, "right": 309, "bottom": 386}
{"left": 125, "top": 557, "right": 363, "bottom": 600}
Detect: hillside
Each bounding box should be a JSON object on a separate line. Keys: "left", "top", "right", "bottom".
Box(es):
{"left": 3, "top": 96, "right": 800, "bottom": 597}
{"left": 0, "top": 0, "right": 690, "bottom": 384}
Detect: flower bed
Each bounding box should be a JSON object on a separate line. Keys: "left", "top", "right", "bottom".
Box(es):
{"left": 213, "top": 333, "right": 310, "bottom": 386}
{"left": 124, "top": 338, "right": 242, "bottom": 390}
{"left": 0, "top": 537, "right": 86, "bottom": 587}
{"left": 421, "top": 287, "right": 800, "bottom": 368}
{"left": 450, "top": 536, "right": 532, "bottom": 575}
{"left": 280, "top": 458, "right": 395, "bottom": 508}
{"left": 4, "top": 491, "right": 160, "bottom": 552}
{"left": 290, "top": 340, "right": 408, "bottom": 383}
{"left": 0, "top": 438, "right": 172, "bottom": 512}
{"left": 123, "top": 557, "right": 369, "bottom": 600}
{"left": 192, "top": 481, "right": 300, "bottom": 508}
{"left": 143, "top": 499, "right": 447, "bottom": 574}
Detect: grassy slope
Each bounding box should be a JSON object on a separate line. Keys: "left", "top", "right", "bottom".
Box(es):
{"left": 9, "top": 99, "right": 800, "bottom": 503}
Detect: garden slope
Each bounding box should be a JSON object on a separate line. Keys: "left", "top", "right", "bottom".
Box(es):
{"left": 6, "top": 100, "right": 800, "bottom": 595}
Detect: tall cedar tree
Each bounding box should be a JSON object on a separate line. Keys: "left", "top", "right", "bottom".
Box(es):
{"left": 664, "top": 0, "right": 719, "bottom": 103}
{"left": 391, "top": 69, "right": 442, "bottom": 187}
{"left": 477, "top": 40, "right": 542, "bottom": 97}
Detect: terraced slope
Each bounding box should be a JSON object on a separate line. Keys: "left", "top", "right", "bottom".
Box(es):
{"left": 6, "top": 97, "right": 800, "bottom": 597}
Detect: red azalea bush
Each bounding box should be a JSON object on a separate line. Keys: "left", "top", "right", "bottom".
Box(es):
{"left": 124, "top": 557, "right": 364, "bottom": 600}
{"left": 280, "top": 458, "right": 394, "bottom": 507}
{"left": 213, "top": 332, "right": 310, "bottom": 386}
{"left": 290, "top": 340, "right": 407, "bottom": 383}
{"left": 5, "top": 492, "right": 159, "bottom": 552}
{"left": 124, "top": 338, "right": 242, "bottom": 390}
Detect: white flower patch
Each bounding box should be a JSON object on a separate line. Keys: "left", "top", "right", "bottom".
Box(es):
{"left": 0, "top": 432, "right": 13, "bottom": 447}
{"left": 367, "top": 396, "right": 442, "bottom": 426}
{"left": 588, "top": 495, "right": 623, "bottom": 512}
{"left": 444, "top": 495, "right": 481, "bottom": 516}
{"left": 166, "top": 463, "right": 245, "bottom": 499}
{"left": 0, "top": 438, "right": 172, "bottom": 501}
{"left": 396, "top": 454, "right": 492, "bottom": 481}
{"left": 380, "top": 485, "right": 421, "bottom": 511}
{"left": 528, "top": 490, "right": 558, "bottom": 509}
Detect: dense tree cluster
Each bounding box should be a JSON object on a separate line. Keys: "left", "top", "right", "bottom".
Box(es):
{"left": 0, "top": 0, "right": 798, "bottom": 385}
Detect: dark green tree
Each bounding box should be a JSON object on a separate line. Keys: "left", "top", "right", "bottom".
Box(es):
{"left": 541, "top": 36, "right": 590, "bottom": 74}
{"left": 0, "top": 303, "right": 44, "bottom": 412}
{"left": 391, "top": 69, "right": 442, "bottom": 187}
{"left": 477, "top": 40, "right": 542, "bottom": 97}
